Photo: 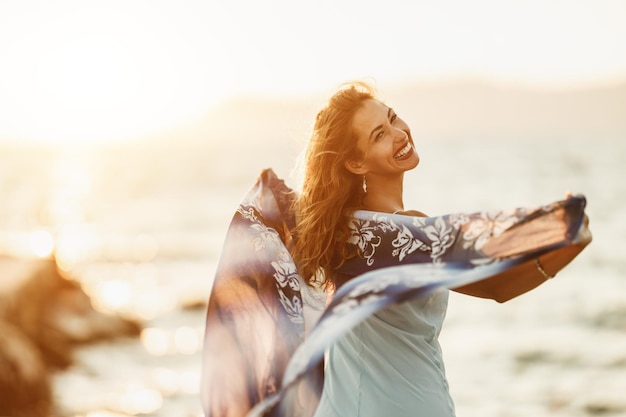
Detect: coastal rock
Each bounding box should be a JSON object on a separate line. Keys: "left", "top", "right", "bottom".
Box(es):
{"left": 0, "top": 320, "right": 51, "bottom": 417}
{"left": 0, "top": 256, "right": 141, "bottom": 417}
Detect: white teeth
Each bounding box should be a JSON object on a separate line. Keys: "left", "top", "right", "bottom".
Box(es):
{"left": 394, "top": 142, "right": 412, "bottom": 159}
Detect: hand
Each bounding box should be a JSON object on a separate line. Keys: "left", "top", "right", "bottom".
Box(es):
{"left": 577, "top": 213, "right": 592, "bottom": 245}
{"left": 564, "top": 190, "right": 591, "bottom": 245}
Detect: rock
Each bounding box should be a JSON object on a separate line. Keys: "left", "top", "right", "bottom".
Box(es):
{"left": 0, "top": 321, "right": 51, "bottom": 417}
{"left": 0, "top": 256, "right": 142, "bottom": 417}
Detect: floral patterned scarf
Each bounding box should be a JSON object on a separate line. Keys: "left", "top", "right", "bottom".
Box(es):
{"left": 201, "top": 169, "right": 589, "bottom": 417}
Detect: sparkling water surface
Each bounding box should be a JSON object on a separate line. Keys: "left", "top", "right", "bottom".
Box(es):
{"left": 1, "top": 129, "right": 623, "bottom": 417}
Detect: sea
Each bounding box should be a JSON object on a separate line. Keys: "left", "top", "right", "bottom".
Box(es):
{"left": 1, "top": 115, "right": 624, "bottom": 417}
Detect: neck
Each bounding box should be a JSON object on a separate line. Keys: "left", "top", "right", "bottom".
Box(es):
{"left": 362, "top": 173, "right": 405, "bottom": 213}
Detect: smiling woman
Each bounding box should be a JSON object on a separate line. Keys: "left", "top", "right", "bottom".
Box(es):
{"left": 0, "top": 2, "right": 230, "bottom": 146}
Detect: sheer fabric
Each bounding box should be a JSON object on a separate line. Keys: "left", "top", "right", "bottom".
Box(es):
{"left": 201, "top": 169, "right": 588, "bottom": 417}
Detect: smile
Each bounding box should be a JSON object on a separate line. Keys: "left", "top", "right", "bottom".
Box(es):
{"left": 393, "top": 141, "right": 413, "bottom": 160}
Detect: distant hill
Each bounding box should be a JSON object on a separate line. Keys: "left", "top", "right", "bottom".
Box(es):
{"left": 384, "top": 80, "right": 626, "bottom": 140}
{"left": 141, "top": 79, "right": 626, "bottom": 149}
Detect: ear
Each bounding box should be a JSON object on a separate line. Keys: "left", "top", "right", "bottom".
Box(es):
{"left": 344, "top": 159, "right": 367, "bottom": 175}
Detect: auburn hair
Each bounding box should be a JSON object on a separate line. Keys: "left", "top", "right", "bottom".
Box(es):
{"left": 291, "top": 82, "right": 376, "bottom": 287}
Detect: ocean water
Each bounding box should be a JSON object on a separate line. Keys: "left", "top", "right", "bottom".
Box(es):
{"left": 1, "top": 131, "right": 624, "bottom": 417}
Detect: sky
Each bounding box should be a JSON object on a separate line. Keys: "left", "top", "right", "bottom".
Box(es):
{"left": 0, "top": 0, "right": 625, "bottom": 145}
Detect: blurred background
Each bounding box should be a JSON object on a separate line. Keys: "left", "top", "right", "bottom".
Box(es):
{"left": 0, "top": 1, "right": 624, "bottom": 416}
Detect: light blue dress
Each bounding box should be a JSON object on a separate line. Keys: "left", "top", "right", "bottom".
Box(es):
{"left": 313, "top": 288, "right": 455, "bottom": 417}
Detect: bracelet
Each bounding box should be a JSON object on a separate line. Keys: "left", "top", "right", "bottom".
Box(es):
{"left": 535, "top": 258, "right": 554, "bottom": 280}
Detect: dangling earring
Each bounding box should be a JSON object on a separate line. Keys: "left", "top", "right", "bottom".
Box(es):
{"left": 362, "top": 175, "right": 367, "bottom": 193}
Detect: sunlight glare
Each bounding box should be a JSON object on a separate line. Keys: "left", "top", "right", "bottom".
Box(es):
{"left": 134, "top": 287, "right": 176, "bottom": 320}
{"left": 174, "top": 326, "right": 201, "bottom": 355}
{"left": 178, "top": 369, "right": 201, "bottom": 395}
{"left": 29, "top": 230, "right": 55, "bottom": 258}
{"left": 94, "top": 279, "right": 133, "bottom": 312}
{"left": 0, "top": 2, "right": 232, "bottom": 145}
{"left": 141, "top": 327, "right": 172, "bottom": 356}
{"left": 120, "top": 385, "right": 163, "bottom": 415}
{"left": 153, "top": 368, "right": 180, "bottom": 395}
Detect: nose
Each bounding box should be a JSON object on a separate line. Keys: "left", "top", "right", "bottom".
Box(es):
{"left": 392, "top": 127, "right": 407, "bottom": 142}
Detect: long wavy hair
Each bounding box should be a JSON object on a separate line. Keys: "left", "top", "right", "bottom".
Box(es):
{"left": 291, "top": 82, "right": 376, "bottom": 287}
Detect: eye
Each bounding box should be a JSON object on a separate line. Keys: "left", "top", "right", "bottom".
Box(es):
{"left": 390, "top": 113, "right": 398, "bottom": 123}
{"left": 374, "top": 130, "right": 385, "bottom": 141}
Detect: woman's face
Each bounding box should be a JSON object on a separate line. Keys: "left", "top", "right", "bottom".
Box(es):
{"left": 349, "top": 99, "right": 419, "bottom": 177}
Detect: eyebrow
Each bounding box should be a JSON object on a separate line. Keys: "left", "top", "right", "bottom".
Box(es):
{"left": 368, "top": 107, "right": 393, "bottom": 141}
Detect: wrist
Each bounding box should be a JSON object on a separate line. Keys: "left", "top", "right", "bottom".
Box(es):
{"left": 535, "top": 258, "right": 554, "bottom": 280}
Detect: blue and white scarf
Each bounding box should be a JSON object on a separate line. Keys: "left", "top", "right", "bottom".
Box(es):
{"left": 201, "top": 169, "right": 589, "bottom": 417}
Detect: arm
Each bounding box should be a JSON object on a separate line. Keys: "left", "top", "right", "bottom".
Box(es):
{"left": 340, "top": 196, "right": 590, "bottom": 300}
{"left": 453, "top": 242, "right": 587, "bottom": 302}
{"left": 454, "top": 213, "right": 592, "bottom": 303}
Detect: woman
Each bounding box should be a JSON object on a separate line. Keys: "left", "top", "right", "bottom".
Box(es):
{"left": 292, "top": 82, "right": 455, "bottom": 416}
{"left": 201, "top": 82, "right": 591, "bottom": 417}
{"left": 291, "top": 82, "right": 589, "bottom": 416}
{"left": 291, "top": 82, "right": 425, "bottom": 287}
